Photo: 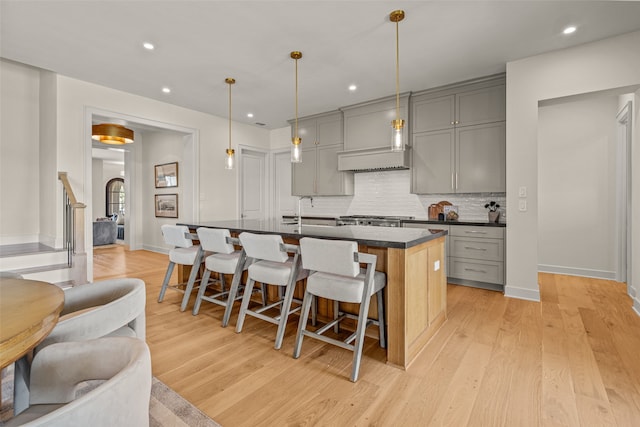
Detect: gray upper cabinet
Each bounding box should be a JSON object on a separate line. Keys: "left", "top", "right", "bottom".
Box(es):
{"left": 456, "top": 85, "right": 506, "bottom": 127}
{"left": 341, "top": 93, "right": 410, "bottom": 151}
{"left": 411, "top": 78, "right": 506, "bottom": 194}
{"left": 456, "top": 122, "right": 506, "bottom": 193}
{"left": 290, "top": 111, "right": 353, "bottom": 196}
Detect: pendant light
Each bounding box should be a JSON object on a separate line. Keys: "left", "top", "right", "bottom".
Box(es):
{"left": 92, "top": 123, "right": 134, "bottom": 145}
{"left": 390, "top": 9, "right": 405, "bottom": 152}
{"left": 290, "top": 51, "right": 302, "bottom": 163}
{"left": 224, "top": 77, "right": 235, "bottom": 170}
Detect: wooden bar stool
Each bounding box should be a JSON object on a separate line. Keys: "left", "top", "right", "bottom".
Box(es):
{"left": 294, "top": 237, "right": 386, "bottom": 382}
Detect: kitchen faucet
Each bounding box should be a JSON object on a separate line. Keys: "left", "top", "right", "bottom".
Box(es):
{"left": 297, "top": 196, "right": 314, "bottom": 225}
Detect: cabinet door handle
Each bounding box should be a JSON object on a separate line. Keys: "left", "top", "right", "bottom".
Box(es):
{"left": 464, "top": 246, "right": 487, "bottom": 251}
{"left": 465, "top": 230, "right": 487, "bottom": 234}
{"left": 450, "top": 121, "right": 454, "bottom": 125}
{"left": 455, "top": 120, "right": 460, "bottom": 124}
{"left": 464, "top": 268, "right": 487, "bottom": 273}
{"left": 455, "top": 173, "right": 458, "bottom": 190}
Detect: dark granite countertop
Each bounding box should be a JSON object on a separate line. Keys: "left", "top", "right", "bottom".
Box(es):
{"left": 178, "top": 219, "right": 447, "bottom": 249}
{"left": 402, "top": 219, "right": 506, "bottom": 227}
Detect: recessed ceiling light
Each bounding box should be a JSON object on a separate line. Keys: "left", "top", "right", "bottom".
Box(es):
{"left": 143, "top": 42, "right": 155, "bottom": 50}
{"left": 162, "top": 87, "right": 171, "bottom": 94}
{"left": 349, "top": 84, "right": 357, "bottom": 92}
{"left": 247, "top": 113, "right": 254, "bottom": 118}
{"left": 563, "top": 26, "right": 576, "bottom": 35}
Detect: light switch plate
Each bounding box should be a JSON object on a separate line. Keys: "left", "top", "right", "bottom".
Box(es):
{"left": 519, "top": 186, "right": 527, "bottom": 197}
{"left": 434, "top": 260, "right": 440, "bottom": 271}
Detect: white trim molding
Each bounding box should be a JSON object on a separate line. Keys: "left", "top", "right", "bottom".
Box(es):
{"left": 538, "top": 264, "right": 617, "bottom": 281}
{"left": 504, "top": 284, "right": 540, "bottom": 302}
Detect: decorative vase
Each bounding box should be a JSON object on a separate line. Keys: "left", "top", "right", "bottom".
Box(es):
{"left": 488, "top": 211, "right": 500, "bottom": 223}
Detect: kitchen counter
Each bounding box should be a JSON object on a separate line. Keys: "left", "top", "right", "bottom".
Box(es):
{"left": 403, "top": 219, "right": 506, "bottom": 227}
{"left": 179, "top": 219, "right": 448, "bottom": 369}
{"left": 179, "top": 219, "right": 447, "bottom": 249}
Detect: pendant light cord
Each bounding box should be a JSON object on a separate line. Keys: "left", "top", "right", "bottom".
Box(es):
{"left": 294, "top": 57, "right": 299, "bottom": 139}
{"left": 228, "top": 81, "right": 232, "bottom": 150}
{"left": 395, "top": 19, "right": 400, "bottom": 121}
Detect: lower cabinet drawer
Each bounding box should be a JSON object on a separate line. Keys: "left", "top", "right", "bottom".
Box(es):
{"left": 449, "top": 236, "right": 503, "bottom": 261}
{"left": 449, "top": 257, "right": 504, "bottom": 285}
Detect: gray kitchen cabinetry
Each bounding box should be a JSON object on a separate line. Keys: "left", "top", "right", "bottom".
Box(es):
{"left": 341, "top": 93, "right": 410, "bottom": 151}
{"left": 290, "top": 111, "right": 353, "bottom": 196}
{"left": 403, "top": 222, "right": 505, "bottom": 291}
{"left": 411, "top": 79, "right": 506, "bottom": 194}
{"left": 449, "top": 226, "right": 504, "bottom": 289}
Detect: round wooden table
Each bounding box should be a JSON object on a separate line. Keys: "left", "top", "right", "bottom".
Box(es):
{"left": 0, "top": 278, "right": 65, "bottom": 370}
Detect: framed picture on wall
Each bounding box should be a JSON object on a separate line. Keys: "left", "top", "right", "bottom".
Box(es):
{"left": 154, "top": 162, "right": 178, "bottom": 188}
{"left": 155, "top": 194, "right": 178, "bottom": 218}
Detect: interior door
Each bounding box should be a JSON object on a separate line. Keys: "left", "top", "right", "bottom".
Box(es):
{"left": 240, "top": 148, "right": 267, "bottom": 220}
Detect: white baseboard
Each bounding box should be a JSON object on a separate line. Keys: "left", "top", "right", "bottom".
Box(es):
{"left": 633, "top": 298, "right": 640, "bottom": 317}
{"left": 142, "top": 244, "right": 169, "bottom": 255}
{"left": 538, "top": 264, "right": 616, "bottom": 281}
{"left": 504, "top": 284, "right": 540, "bottom": 302}
{"left": 0, "top": 234, "right": 40, "bottom": 245}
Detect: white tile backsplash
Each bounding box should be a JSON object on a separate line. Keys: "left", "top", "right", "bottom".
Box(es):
{"left": 297, "top": 169, "right": 506, "bottom": 222}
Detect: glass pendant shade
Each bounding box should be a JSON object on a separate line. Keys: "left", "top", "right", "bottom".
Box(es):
{"left": 391, "top": 119, "right": 405, "bottom": 152}
{"left": 291, "top": 137, "right": 302, "bottom": 163}
{"left": 225, "top": 148, "right": 235, "bottom": 170}
{"left": 224, "top": 77, "right": 235, "bottom": 170}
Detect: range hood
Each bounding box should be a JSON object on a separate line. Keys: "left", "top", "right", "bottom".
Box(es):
{"left": 337, "top": 146, "right": 410, "bottom": 171}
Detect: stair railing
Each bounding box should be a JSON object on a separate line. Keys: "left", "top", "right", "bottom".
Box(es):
{"left": 58, "top": 172, "right": 87, "bottom": 283}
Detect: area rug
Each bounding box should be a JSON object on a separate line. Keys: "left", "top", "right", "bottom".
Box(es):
{"left": 0, "top": 365, "right": 220, "bottom": 426}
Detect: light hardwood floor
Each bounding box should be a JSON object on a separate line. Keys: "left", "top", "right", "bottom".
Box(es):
{"left": 93, "top": 246, "right": 640, "bottom": 426}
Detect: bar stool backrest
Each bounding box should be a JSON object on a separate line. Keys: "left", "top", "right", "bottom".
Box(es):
{"left": 239, "top": 232, "right": 288, "bottom": 263}
{"left": 197, "top": 228, "right": 235, "bottom": 254}
{"left": 161, "top": 224, "right": 193, "bottom": 248}
{"left": 299, "top": 237, "right": 360, "bottom": 277}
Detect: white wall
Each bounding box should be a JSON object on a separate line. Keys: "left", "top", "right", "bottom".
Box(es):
{"left": 91, "top": 158, "right": 104, "bottom": 218}
{"left": 0, "top": 60, "right": 40, "bottom": 244}
{"left": 39, "top": 70, "right": 58, "bottom": 247}
{"left": 506, "top": 30, "right": 640, "bottom": 301}
{"left": 538, "top": 95, "right": 618, "bottom": 279}
{"left": 141, "top": 130, "right": 186, "bottom": 252}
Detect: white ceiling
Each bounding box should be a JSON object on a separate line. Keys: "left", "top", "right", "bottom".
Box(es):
{"left": 2, "top": 1, "right": 640, "bottom": 129}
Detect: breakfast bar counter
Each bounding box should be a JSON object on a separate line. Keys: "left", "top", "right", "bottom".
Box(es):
{"left": 179, "top": 219, "right": 448, "bottom": 369}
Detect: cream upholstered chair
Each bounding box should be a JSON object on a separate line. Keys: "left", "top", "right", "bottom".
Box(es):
{"left": 192, "top": 227, "right": 263, "bottom": 327}
{"left": 294, "top": 237, "right": 386, "bottom": 382}
{"left": 235, "top": 232, "right": 309, "bottom": 350}
{"left": 158, "top": 224, "right": 204, "bottom": 311}
{"left": 5, "top": 337, "right": 152, "bottom": 427}
{"left": 14, "top": 277, "right": 147, "bottom": 414}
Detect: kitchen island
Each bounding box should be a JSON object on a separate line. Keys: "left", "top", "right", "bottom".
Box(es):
{"left": 179, "top": 219, "right": 447, "bottom": 369}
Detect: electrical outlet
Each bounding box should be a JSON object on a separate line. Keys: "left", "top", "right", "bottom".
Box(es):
{"left": 519, "top": 200, "right": 527, "bottom": 212}
{"left": 434, "top": 260, "right": 440, "bottom": 271}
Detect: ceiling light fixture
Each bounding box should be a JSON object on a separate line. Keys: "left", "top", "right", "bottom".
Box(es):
{"left": 143, "top": 42, "right": 154, "bottom": 50}
{"left": 390, "top": 9, "right": 405, "bottom": 152}
{"left": 290, "top": 51, "right": 303, "bottom": 163}
{"left": 349, "top": 84, "right": 357, "bottom": 92}
{"left": 225, "top": 78, "right": 235, "bottom": 170}
{"left": 563, "top": 26, "right": 576, "bottom": 35}
{"left": 92, "top": 123, "right": 134, "bottom": 145}
{"left": 247, "top": 113, "right": 254, "bottom": 118}
{"left": 162, "top": 87, "right": 171, "bottom": 93}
